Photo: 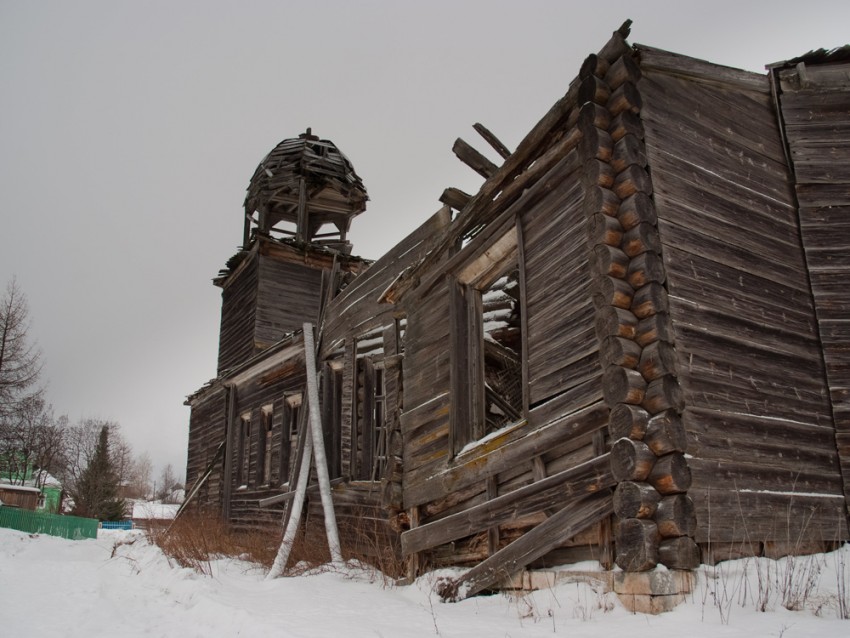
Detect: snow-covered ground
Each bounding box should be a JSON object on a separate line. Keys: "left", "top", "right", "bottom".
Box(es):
{"left": 1, "top": 527, "right": 847, "bottom": 637}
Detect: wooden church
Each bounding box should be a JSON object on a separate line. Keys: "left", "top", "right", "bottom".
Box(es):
{"left": 185, "top": 22, "right": 850, "bottom": 599}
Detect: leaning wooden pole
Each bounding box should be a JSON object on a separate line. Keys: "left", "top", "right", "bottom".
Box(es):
{"left": 303, "top": 322, "right": 343, "bottom": 563}
{"left": 267, "top": 424, "right": 314, "bottom": 579}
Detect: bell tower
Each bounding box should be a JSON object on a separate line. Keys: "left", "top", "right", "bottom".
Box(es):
{"left": 214, "top": 130, "right": 368, "bottom": 374}
{"left": 243, "top": 128, "right": 367, "bottom": 252}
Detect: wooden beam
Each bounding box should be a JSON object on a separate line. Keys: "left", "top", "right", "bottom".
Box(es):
{"left": 439, "top": 187, "right": 471, "bottom": 210}
{"left": 401, "top": 454, "right": 614, "bottom": 555}
{"left": 438, "top": 491, "right": 613, "bottom": 601}
{"left": 452, "top": 137, "right": 498, "bottom": 179}
{"left": 473, "top": 122, "right": 511, "bottom": 160}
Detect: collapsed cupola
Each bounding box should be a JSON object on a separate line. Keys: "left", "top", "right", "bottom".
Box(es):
{"left": 243, "top": 128, "right": 368, "bottom": 252}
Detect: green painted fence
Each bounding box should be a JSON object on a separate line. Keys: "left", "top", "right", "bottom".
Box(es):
{"left": 0, "top": 507, "right": 98, "bottom": 540}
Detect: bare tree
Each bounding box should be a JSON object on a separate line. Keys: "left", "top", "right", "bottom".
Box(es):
{"left": 0, "top": 394, "right": 65, "bottom": 486}
{"left": 125, "top": 452, "right": 153, "bottom": 499}
{"left": 0, "top": 278, "right": 42, "bottom": 419}
{"left": 156, "top": 463, "right": 183, "bottom": 502}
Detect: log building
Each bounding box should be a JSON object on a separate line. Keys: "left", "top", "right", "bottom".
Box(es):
{"left": 185, "top": 23, "right": 850, "bottom": 597}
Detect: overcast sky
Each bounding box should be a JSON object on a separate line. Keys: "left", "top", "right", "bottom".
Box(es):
{"left": 1, "top": 0, "right": 847, "bottom": 480}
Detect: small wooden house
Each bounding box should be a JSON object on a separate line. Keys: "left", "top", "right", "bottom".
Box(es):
{"left": 185, "top": 23, "right": 849, "bottom": 597}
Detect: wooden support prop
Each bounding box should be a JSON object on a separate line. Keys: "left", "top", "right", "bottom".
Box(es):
{"left": 614, "top": 163, "right": 653, "bottom": 199}
{"left": 608, "top": 403, "right": 649, "bottom": 440}
{"left": 644, "top": 409, "right": 687, "bottom": 455}
{"left": 593, "top": 244, "right": 630, "bottom": 279}
{"left": 635, "top": 312, "right": 673, "bottom": 348}
{"left": 579, "top": 125, "right": 614, "bottom": 162}
{"left": 401, "top": 454, "right": 614, "bottom": 556}
{"left": 440, "top": 187, "right": 471, "bottom": 210}
{"left": 638, "top": 340, "right": 677, "bottom": 382}
{"left": 610, "top": 438, "right": 656, "bottom": 481}
{"left": 611, "top": 133, "right": 647, "bottom": 173}
{"left": 584, "top": 158, "right": 615, "bottom": 188}
{"left": 609, "top": 110, "right": 645, "bottom": 142}
{"left": 614, "top": 481, "right": 661, "bottom": 519}
{"left": 438, "top": 491, "right": 613, "bottom": 601}
{"left": 600, "top": 335, "right": 642, "bottom": 369}
{"left": 607, "top": 82, "right": 642, "bottom": 117}
{"left": 654, "top": 494, "right": 697, "bottom": 538}
{"left": 578, "top": 74, "right": 611, "bottom": 106}
{"left": 603, "top": 365, "right": 647, "bottom": 405}
{"left": 304, "top": 323, "right": 343, "bottom": 562}
{"left": 631, "top": 282, "right": 669, "bottom": 319}
{"left": 618, "top": 192, "right": 657, "bottom": 230}
{"left": 658, "top": 536, "right": 700, "bottom": 570}
{"left": 473, "top": 122, "right": 511, "bottom": 160}
{"left": 627, "top": 252, "right": 666, "bottom": 288}
{"left": 604, "top": 53, "right": 642, "bottom": 90}
{"left": 648, "top": 452, "right": 691, "bottom": 495}
{"left": 615, "top": 518, "right": 659, "bottom": 572}
{"left": 453, "top": 137, "right": 498, "bottom": 179}
{"left": 587, "top": 212, "right": 624, "bottom": 247}
{"left": 643, "top": 375, "right": 684, "bottom": 414}
{"left": 578, "top": 102, "right": 611, "bottom": 132}
{"left": 585, "top": 185, "right": 620, "bottom": 217}
{"left": 595, "top": 305, "right": 638, "bottom": 340}
{"left": 594, "top": 275, "right": 634, "bottom": 310}
{"left": 267, "top": 412, "right": 314, "bottom": 579}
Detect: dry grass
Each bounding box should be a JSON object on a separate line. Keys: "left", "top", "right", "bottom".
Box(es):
{"left": 148, "top": 509, "right": 404, "bottom": 583}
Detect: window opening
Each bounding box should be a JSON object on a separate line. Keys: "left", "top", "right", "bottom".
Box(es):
{"left": 259, "top": 405, "right": 273, "bottom": 485}
{"left": 451, "top": 225, "right": 523, "bottom": 454}
{"left": 237, "top": 412, "right": 251, "bottom": 487}
{"left": 280, "top": 393, "right": 302, "bottom": 484}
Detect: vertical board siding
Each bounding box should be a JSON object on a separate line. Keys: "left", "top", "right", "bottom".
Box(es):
{"left": 639, "top": 68, "right": 846, "bottom": 542}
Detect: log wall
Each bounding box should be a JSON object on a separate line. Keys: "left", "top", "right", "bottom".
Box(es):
{"left": 637, "top": 47, "right": 848, "bottom": 545}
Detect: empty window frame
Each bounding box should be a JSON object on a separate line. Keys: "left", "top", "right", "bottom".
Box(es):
{"left": 450, "top": 225, "right": 524, "bottom": 455}
{"left": 353, "top": 330, "right": 388, "bottom": 481}
{"left": 257, "top": 404, "right": 274, "bottom": 486}
{"left": 280, "top": 393, "right": 302, "bottom": 485}
{"left": 237, "top": 412, "right": 251, "bottom": 487}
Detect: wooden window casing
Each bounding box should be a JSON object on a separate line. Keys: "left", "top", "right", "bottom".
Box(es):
{"left": 280, "top": 393, "right": 302, "bottom": 485}
{"left": 450, "top": 225, "right": 524, "bottom": 456}
{"left": 258, "top": 405, "right": 273, "bottom": 486}
{"left": 237, "top": 413, "right": 251, "bottom": 487}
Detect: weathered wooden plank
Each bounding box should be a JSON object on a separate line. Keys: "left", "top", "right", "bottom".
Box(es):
{"left": 439, "top": 490, "right": 613, "bottom": 601}
{"left": 403, "top": 401, "right": 609, "bottom": 508}
{"left": 683, "top": 407, "right": 842, "bottom": 471}
{"left": 689, "top": 488, "right": 848, "bottom": 543}
{"left": 636, "top": 44, "right": 768, "bottom": 92}
{"left": 401, "top": 454, "right": 614, "bottom": 555}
